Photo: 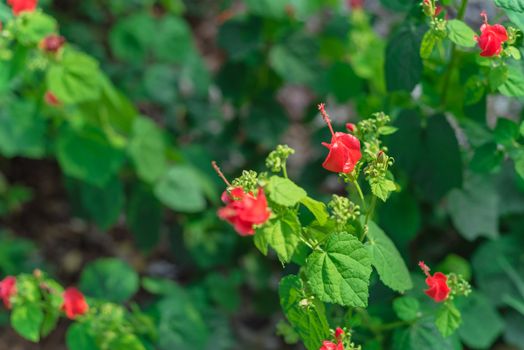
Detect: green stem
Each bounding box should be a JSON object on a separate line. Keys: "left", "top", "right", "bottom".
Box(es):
{"left": 282, "top": 161, "right": 288, "bottom": 179}
{"left": 440, "top": 0, "right": 468, "bottom": 107}
{"left": 365, "top": 196, "right": 377, "bottom": 226}
{"left": 351, "top": 178, "right": 367, "bottom": 211}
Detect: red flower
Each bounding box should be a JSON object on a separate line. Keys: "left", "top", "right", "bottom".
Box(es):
{"left": 349, "top": 0, "right": 364, "bottom": 9}
{"left": 62, "top": 287, "right": 89, "bottom": 319}
{"left": 475, "top": 11, "right": 508, "bottom": 57}
{"left": 345, "top": 123, "right": 356, "bottom": 133}
{"left": 44, "top": 91, "right": 60, "bottom": 106}
{"left": 319, "top": 103, "right": 362, "bottom": 174}
{"left": 418, "top": 261, "right": 451, "bottom": 302}
{"left": 7, "top": 0, "right": 38, "bottom": 16}
{"left": 320, "top": 341, "right": 344, "bottom": 350}
{"left": 0, "top": 276, "right": 17, "bottom": 309}
{"left": 40, "top": 35, "right": 65, "bottom": 53}
{"left": 218, "top": 187, "right": 270, "bottom": 236}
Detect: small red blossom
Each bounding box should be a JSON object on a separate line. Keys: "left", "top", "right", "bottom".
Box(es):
{"left": 475, "top": 11, "right": 508, "bottom": 57}
{"left": 44, "top": 91, "right": 60, "bottom": 106}
{"left": 0, "top": 276, "right": 17, "bottom": 309}
{"left": 349, "top": 0, "right": 364, "bottom": 9}
{"left": 62, "top": 287, "right": 89, "bottom": 319}
{"left": 7, "top": 0, "right": 38, "bottom": 16}
{"left": 40, "top": 35, "right": 66, "bottom": 53}
{"left": 345, "top": 123, "right": 356, "bottom": 133}
{"left": 218, "top": 187, "right": 271, "bottom": 236}
{"left": 320, "top": 341, "right": 344, "bottom": 350}
{"left": 418, "top": 261, "right": 451, "bottom": 302}
{"left": 319, "top": 103, "right": 362, "bottom": 174}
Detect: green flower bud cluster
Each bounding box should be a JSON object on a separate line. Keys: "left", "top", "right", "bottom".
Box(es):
{"left": 446, "top": 273, "right": 472, "bottom": 299}
{"left": 232, "top": 170, "right": 259, "bottom": 193}
{"left": 364, "top": 152, "right": 394, "bottom": 181}
{"left": 265, "top": 144, "right": 295, "bottom": 173}
{"left": 357, "top": 112, "right": 391, "bottom": 137}
{"left": 328, "top": 195, "right": 361, "bottom": 225}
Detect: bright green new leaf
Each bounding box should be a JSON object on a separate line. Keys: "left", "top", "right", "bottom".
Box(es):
{"left": 300, "top": 196, "right": 329, "bottom": 225}
{"left": 154, "top": 165, "right": 206, "bottom": 213}
{"left": 435, "top": 303, "right": 462, "bottom": 337}
{"left": 447, "top": 20, "right": 476, "bottom": 47}
{"left": 489, "top": 65, "right": 509, "bottom": 91}
{"left": 371, "top": 178, "right": 397, "bottom": 202}
{"left": 47, "top": 49, "right": 102, "bottom": 104}
{"left": 499, "top": 62, "right": 524, "bottom": 97}
{"left": 259, "top": 212, "right": 301, "bottom": 264}
{"left": 107, "top": 334, "right": 146, "bottom": 350}
{"left": 279, "top": 275, "right": 330, "bottom": 350}
{"left": 267, "top": 176, "right": 307, "bottom": 207}
{"left": 16, "top": 11, "right": 57, "bottom": 45}
{"left": 306, "top": 232, "right": 372, "bottom": 307}
{"left": 11, "top": 302, "right": 44, "bottom": 342}
{"left": 366, "top": 221, "right": 413, "bottom": 292}
{"left": 420, "top": 30, "right": 438, "bottom": 59}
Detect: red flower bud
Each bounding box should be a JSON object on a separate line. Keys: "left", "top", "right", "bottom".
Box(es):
{"left": 335, "top": 327, "right": 344, "bottom": 341}
{"left": 40, "top": 35, "right": 65, "bottom": 53}
{"left": 44, "top": 91, "right": 60, "bottom": 106}
{"left": 319, "top": 104, "right": 362, "bottom": 174}
{"left": 349, "top": 0, "right": 364, "bottom": 9}
{"left": 345, "top": 123, "right": 356, "bottom": 133}
{"left": 62, "top": 287, "right": 89, "bottom": 319}
{"left": 0, "top": 276, "right": 17, "bottom": 309}
{"left": 7, "top": 0, "right": 37, "bottom": 16}
{"left": 475, "top": 11, "right": 508, "bottom": 57}
{"left": 418, "top": 261, "right": 451, "bottom": 302}
{"left": 218, "top": 187, "right": 270, "bottom": 236}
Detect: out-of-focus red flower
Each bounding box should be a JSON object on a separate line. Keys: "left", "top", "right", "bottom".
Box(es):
{"left": 0, "top": 276, "right": 17, "bottom": 309}
{"left": 40, "top": 35, "right": 66, "bottom": 53}
{"left": 475, "top": 10, "right": 508, "bottom": 57}
{"left": 335, "top": 327, "right": 344, "bottom": 341}
{"left": 349, "top": 0, "right": 364, "bottom": 9}
{"left": 419, "top": 261, "right": 451, "bottom": 302}
{"left": 44, "top": 91, "right": 60, "bottom": 106}
{"left": 218, "top": 187, "right": 270, "bottom": 236}
{"left": 7, "top": 0, "right": 38, "bottom": 16}
{"left": 62, "top": 287, "right": 89, "bottom": 319}
{"left": 320, "top": 340, "right": 344, "bottom": 350}
{"left": 319, "top": 103, "right": 362, "bottom": 174}
{"left": 345, "top": 123, "right": 356, "bottom": 133}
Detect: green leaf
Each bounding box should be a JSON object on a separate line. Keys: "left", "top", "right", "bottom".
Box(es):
{"left": 386, "top": 26, "right": 424, "bottom": 92}
{"left": 80, "top": 258, "right": 139, "bottom": 303}
{"left": 217, "top": 16, "right": 263, "bottom": 61}
{"left": 305, "top": 232, "right": 372, "bottom": 307}
{"left": 499, "top": 62, "right": 524, "bottom": 97}
{"left": 447, "top": 175, "right": 499, "bottom": 240}
{"left": 156, "top": 295, "right": 209, "bottom": 350}
{"left": 393, "top": 296, "right": 421, "bottom": 321}
{"left": 16, "top": 11, "right": 57, "bottom": 45}
{"left": 143, "top": 64, "right": 178, "bottom": 104}
{"left": 371, "top": 178, "right": 397, "bottom": 202}
{"left": 128, "top": 117, "right": 167, "bottom": 183}
{"left": 107, "top": 334, "right": 146, "bottom": 350}
{"left": 56, "top": 126, "right": 125, "bottom": 187}
{"left": 152, "top": 15, "right": 193, "bottom": 64}
{"left": 437, "top": 254, "right": 472, "bottom": 281}
{"left": 77, "top": 176, "right": 124, "bottom": 230}
{"left": 494, "top": 118, "right": 519, "bottom": 146}
{"left": 47, "top": 49, "right": 102, "bottom": 104}
{"left": 516, "top": 153, "right": 524, "bottom": 181}
{"left": 154, "top": 165, "right": 206, "bottom": 213}
{"left": 127, "top": 184, "right": 163, "bottom": 251}
{"left": 325, "top": 62, "right": 363, "bottom": 102}
{"left": 66, "top": 323, "right": 98, "bottom": 350}
{"left": 279, "top": 275, "right": 330, "bottom": 350}
{"left": 267, "top": 176, "right": 307, "bottom": 207}
{"left": 520, "top": 120, "right": 524, "bottom": 137}
{"left": 457, "top": 292, "right": 504, "bottom": 349}
{"left": 393, "top": 317, "right": 461, "bottom": 350}
{"left": 378, "top": 126, "right": 398, "bottom": 135}
{"left": 494, "top": 0, "right": 524, "bottom": 12}
{"left": 259, "top": 211, "right": 301, "bottom": 264}
{"left": 446, "top": 20, "right": 476, "bottom": 47}
{"left": 366, "top": 221, "right": 413, "bottom": 292}
{"left": 435, "top": 303, "right": 461, "bottom": 337}
{"left": 0, "top": 101, "right": 46, "bottom": 158}
{"left": 11, "top": 302, "right": 44, "bottom": 342}
{"left": 470, "top": 143, "right": 504, "bottom": 174}
{"left": 109, "top": 13, "right": 155, "bottom": 64}
{"left": 300, "top": 196, "right": 329, "bottom": 225}
{"left": 489, "top": 65, "right": 509, "bottom": 90}
{"left": 420, "top": 30, "right": 438, "bottom": 59}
